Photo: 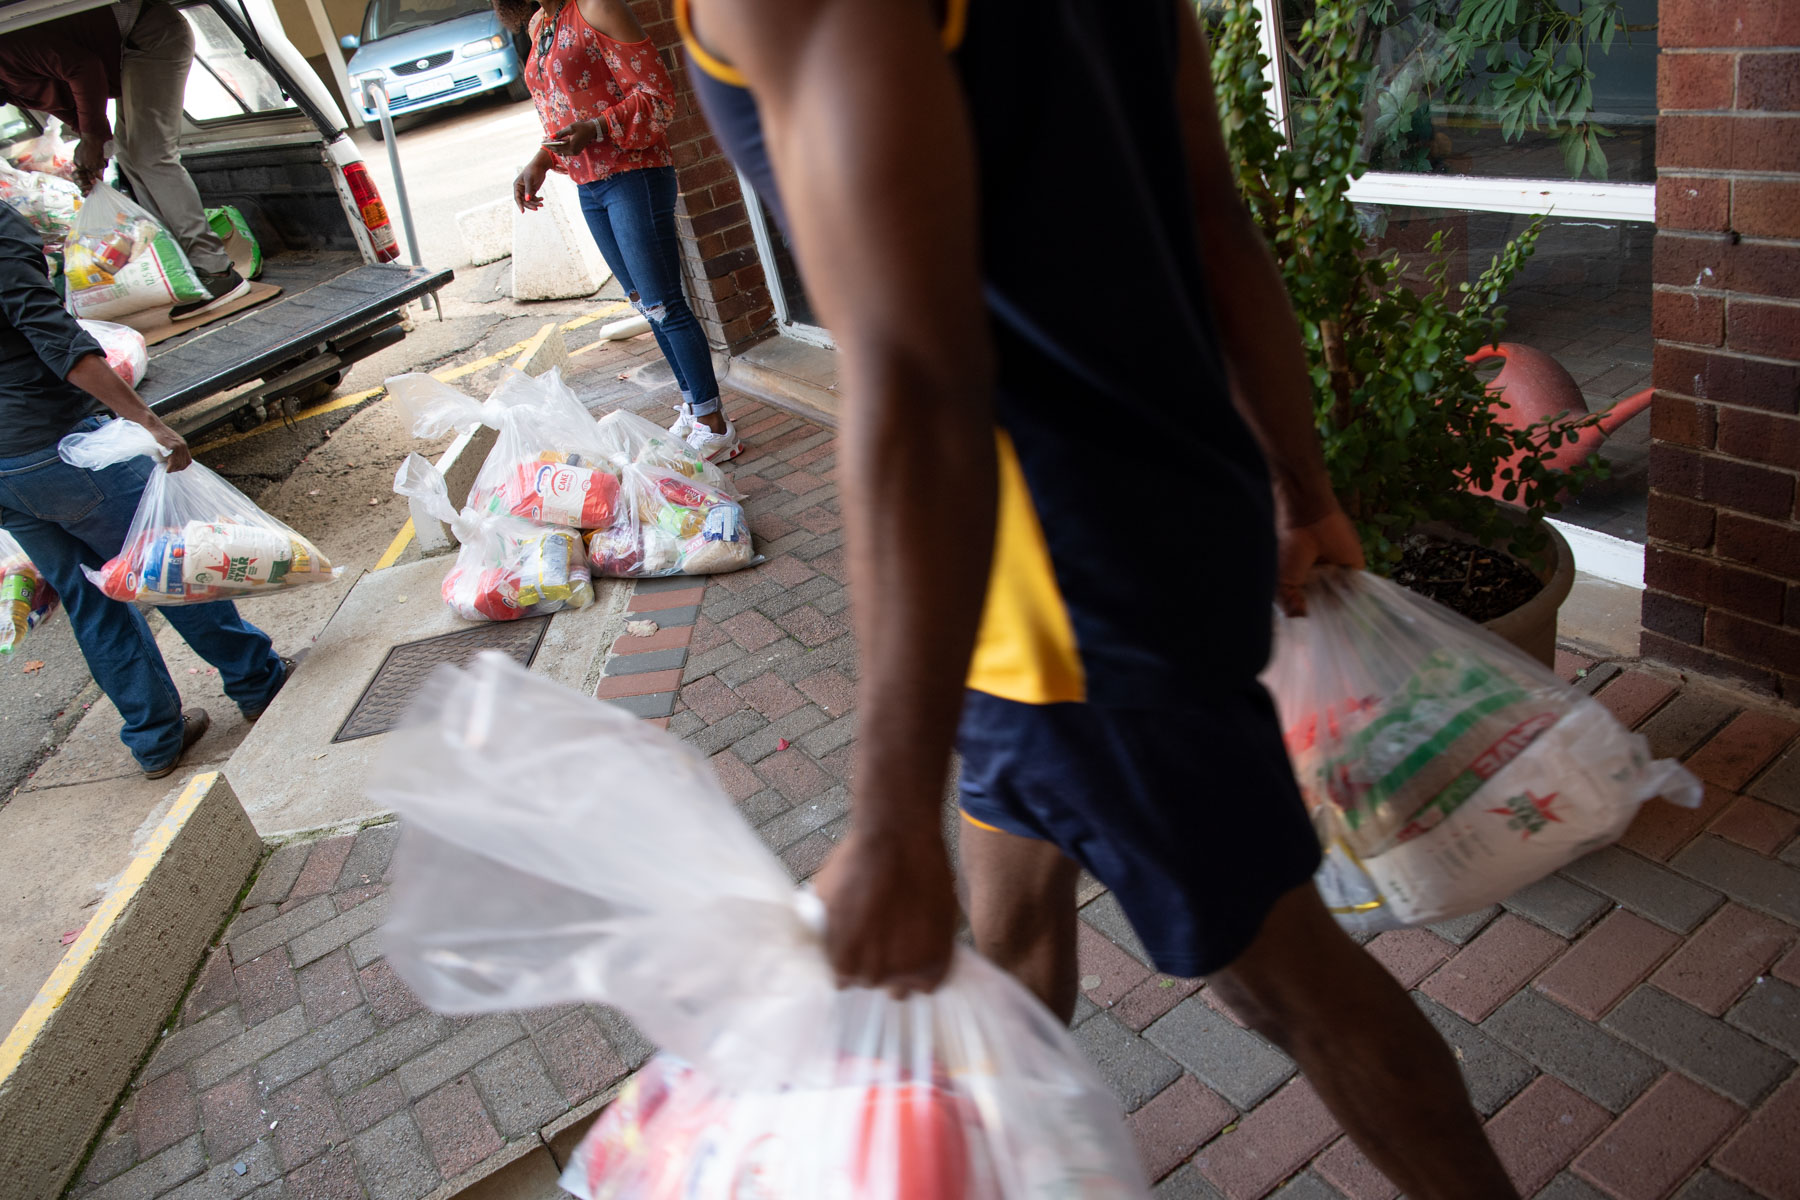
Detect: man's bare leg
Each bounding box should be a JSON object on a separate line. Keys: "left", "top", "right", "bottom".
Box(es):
{"left": 1209, "top": 884, "right": 1518, "bottom": 1200}
{"left": 959, "top": 820, "right": 1082, "bottom": 1022}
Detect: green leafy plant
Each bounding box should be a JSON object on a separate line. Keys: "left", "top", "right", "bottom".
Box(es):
{"left": 1278, "top": 0, "right": 1630, "bottom": 180}
{"left": 1209, "top": 0, "right": 1603, "bottom": 568}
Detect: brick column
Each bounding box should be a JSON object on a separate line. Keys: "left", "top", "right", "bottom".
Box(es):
{"left": 628, "top": 0, "right": 775, "bottom": 353}
{"left": 1645, "top": 0, "right": 1800, "bottom": 699}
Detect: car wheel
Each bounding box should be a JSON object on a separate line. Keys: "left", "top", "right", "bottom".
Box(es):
{"left": 368, "top": 121, "right": 385, "bottom": 142}
{"left": 506, "top": 75, "right": 530, "bottom": 103}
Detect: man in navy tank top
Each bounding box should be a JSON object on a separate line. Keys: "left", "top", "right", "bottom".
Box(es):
{"left": 676, "top": 1, "right": 1519, "bottom": 1194}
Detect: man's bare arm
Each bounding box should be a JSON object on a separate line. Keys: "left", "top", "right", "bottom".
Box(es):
{"left": 1172, "top": 6, "right": 1362, "bottom": 599}
{"left": 692, "top": 0, "right": 995, "bottom": 990}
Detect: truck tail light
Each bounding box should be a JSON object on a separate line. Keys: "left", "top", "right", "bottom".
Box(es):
{"left": 343, "top": 161, "right": 400, "bottom": 262}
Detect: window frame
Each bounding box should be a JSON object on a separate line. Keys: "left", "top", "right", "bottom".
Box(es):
{"left": 1246, "top": 0, "right": 1656, "bottom": 226}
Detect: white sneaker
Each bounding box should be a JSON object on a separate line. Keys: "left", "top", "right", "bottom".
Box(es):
{"left": 685, "top": 416, "right": 742, "bottom": 463}
{"left": 668, "top": 403, "right": 695, "bottom": 439}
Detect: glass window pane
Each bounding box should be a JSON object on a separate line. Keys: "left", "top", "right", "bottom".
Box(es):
{"left": 1280, "top": 0, "right": 1657, "bottom": 184}
{"left": 1364, "top": 205, "right": 1653, "bottom": 539}
{"left": 181, "top": 5, "right": 297, "bottom": 119}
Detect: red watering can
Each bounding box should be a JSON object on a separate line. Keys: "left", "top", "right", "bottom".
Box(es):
{"left": 1464, "top": 342, "right": 1653, "bottom": 499}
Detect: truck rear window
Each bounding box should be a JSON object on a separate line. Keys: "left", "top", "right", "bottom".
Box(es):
{"left": 181, "top": 4, "right": 299, "bottom": 122}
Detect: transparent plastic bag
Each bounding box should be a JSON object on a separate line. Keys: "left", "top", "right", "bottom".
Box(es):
{"left": 585, "top": 409, "right": 753, "bottom": 578}
{"left": 6, "top": 118, "right": 77, "bottom": 180}
{"left": 65, "top": 181, "right": 207, "bottom": 320}
{"left": 390, "top": 369, "right": 624, "bottom": 530}
{"left": 394, "top": 452, "right": 592, "bottom": 621}
{"left": 60, "top": 420, "right": 339, "bottom": 606}
{"left": 0, "top": 159, "right": 82, "bottom": 244}
{"left": 373, "top": 654, "right": 1149, "bottom": 1200}
{"left": 0, "top": 530, "right": 58, "bottom": 654}
{"left": 1261, "top": 569, "right": 1701, "bottom": 933}
{"left": 79, "top": 319, "right": 148, "bottom": 386}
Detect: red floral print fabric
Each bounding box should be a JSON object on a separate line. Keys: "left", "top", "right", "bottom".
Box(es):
{"left": 524, "top": 3, "right": 675, "bottom": 184}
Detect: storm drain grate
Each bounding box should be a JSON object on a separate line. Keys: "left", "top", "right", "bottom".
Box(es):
{"left": 332, "top": 616, "right": 553, "bottom": 743}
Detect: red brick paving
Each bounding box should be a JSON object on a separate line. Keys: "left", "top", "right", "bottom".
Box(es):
{"left": 1619, "top": 781, "right": 1737, "bottom": 860}
{"left": 1127, "top": 1075, "right": 1235, "bottom": 1182}
{"left": 593, "top": 668, "right": 683, "bottom": 699}
{"left": 611, "top": 622, "right": 693, "bottom": 653}
{"left": 287, "top": 835, "right": 354, "bottom": 902}
{"left": 1533, "top": 910, "right": 1681, "bottom": 1020}
{"left": 733, "top": 671, "right": 806, "bottom": 719}
{"left": 1595, "top": 669, "right": 1679, "bottom": 730}
{"left": 1652, "top": 903, "right": 1798, "bottom": 1016}
{"left": 624, "top": 585, "right": 706, "bottom": 612}
{"left": 1419, "top": 914, "right": 1567, "bottom": 1022}
{"left": 132, "top": 1071, "right": 197, "bottom": 1158}
{"left": 1313, "top": 1136, "right": 1399, "bottom": 1200}
{"left": 1113, "top": 974, "right": 1202, "bottom": 1033}
{"left": 1573, "top": 1072, "right": 1744, "bottom": 1199}
{"left": 1365, "top": 928, "right": 1454, "bottom": 989}
{"left": 1485, "top": 1076, "right": 1610, "bottom": 1197}
{"left": 720, "top": 609, "right": 782, "bottom": 651}
{"left": 1196, "top": 1078, "right": 1339, "bottom": 1200}
{"left": 1711, "top": 1073, "right": 1800, "bottom": 1199}
{"left": 1076, "top": 921, "right": 1152, "bottom": 1009}
{"left": 1708, "top": 795, "right": 1800, "bottom": 855}
{"left": 413, "top": 1078, "right": 502, "bottom": 1179}
{"left": 1683, "top": 711, "right": 1800, "bottom": 791}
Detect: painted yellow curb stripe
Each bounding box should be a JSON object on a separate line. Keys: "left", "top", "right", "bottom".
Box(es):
{"left": 0, "top": 772, "right": 219, "bottom": 1080}
{"left": 189, "top": 301, "right": 634, "bottom": 456}
{"left": 373, "top": 518, "right": 416, "bottom": 572}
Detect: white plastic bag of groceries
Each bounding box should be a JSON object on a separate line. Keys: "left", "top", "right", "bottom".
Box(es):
{"left": 373, "top": 654, "right": 1148, "bottom": 1200}
{"left": 389, "top": 368, "right": 624, "bottom": 530}
{"left": 80, "top": 319, "right": 149, "bottom": 386}
{"left": 65, "top": 182, "right": 208, "bottom": 320}
{"left": 59, "top": 420, "right": 338, "bottom": 606}
{"left": 1262, "top": 569, "right": 1700, "bottom": 934}
{"left": 0, "top": 530, "right": 58, "bottom": 655}
{"left": 585, "top": 408, "right": 754, "bottom": 578}
{"left": 393, "top": 453, "right": 591, "bottom": 620}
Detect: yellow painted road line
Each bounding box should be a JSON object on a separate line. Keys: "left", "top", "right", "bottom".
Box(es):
{"left": 189, "top": 301, "right": 635, "bottom": 455}
{"left": 0, "top": 773, "right": 218, "bottom": 1079}
{"left": 374, "top": 518, "right": 417, "bottom": 571}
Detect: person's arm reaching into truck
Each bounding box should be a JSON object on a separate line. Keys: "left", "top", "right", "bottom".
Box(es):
{"left": 1173, "top": 6, "right": 1363, "bottom": 610}
{"left": 0, "top": 214, "right": 189, "bottom": 469}
{"left": 690, "top": 0, "right": 995, "bottom": 993}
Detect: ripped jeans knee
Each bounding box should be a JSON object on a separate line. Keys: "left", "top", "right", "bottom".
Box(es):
{"left": 628, "top": 293, "right": 670, "bottom": 326}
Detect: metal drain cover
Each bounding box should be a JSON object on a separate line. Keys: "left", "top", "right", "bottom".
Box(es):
{"left": 333, "top": 616, "right": 553, "bottom": 743}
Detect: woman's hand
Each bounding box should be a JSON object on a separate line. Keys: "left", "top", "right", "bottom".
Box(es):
{"left": 513, "top": 149, "right": 554, "bottom": 211}
{"left": 542, "top": 118, "right": 603, "bottom": 156}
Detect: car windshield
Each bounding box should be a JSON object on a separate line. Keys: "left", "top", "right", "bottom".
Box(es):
{"left": 361, "top": 0, "right": 485, "bottom": 42}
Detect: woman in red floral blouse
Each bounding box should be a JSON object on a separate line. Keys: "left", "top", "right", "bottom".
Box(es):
{"left": 496, "top": 0, "right": 738, "bottom": 460}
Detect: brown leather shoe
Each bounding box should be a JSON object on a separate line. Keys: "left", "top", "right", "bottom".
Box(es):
{"left": 143, "top": 708, "right": 211, "bottom": 779}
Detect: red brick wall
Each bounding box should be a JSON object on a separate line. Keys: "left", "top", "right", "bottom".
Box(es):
{"left": 627, "top": 0, "right": 775, "bottom": 353}
{"left": 1646, "top": 0, "right": 1800, "bottom": 698}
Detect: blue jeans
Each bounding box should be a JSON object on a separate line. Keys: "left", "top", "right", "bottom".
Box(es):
{"left": 0, "top": 422, "right": 284, "bottom": 771}
{"left": 577, "top": 166, "right": 722, "bottom": 418}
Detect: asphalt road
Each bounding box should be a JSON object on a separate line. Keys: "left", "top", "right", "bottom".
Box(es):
{"left": 0, "top": 89, "right": 578, "bottom": 802}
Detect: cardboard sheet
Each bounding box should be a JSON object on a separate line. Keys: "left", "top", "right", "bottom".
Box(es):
{"left": 121, "top": 281, "right": 282, "bottom": 347}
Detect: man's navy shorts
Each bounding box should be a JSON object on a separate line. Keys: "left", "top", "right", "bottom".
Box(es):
{"left": 956, "top": 682, "right": 1323, "bottom": 978}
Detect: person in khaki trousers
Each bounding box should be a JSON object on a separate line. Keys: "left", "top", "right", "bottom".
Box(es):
{"left": 0, "top": 0, "right": 250, "bottom": 317}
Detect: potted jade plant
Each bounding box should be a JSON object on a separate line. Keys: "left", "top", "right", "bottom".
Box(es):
{"left": 1208, "top": 0, "right": 1605, "bottom": 664}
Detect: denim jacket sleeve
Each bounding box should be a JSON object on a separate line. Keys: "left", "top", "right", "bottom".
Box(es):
{"left": 0, "top": 206, "right": 103, "bottom": 380}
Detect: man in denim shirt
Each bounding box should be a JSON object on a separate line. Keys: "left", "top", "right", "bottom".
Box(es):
{"left": 0, "top": 205, "right": 286, "bottom": 778}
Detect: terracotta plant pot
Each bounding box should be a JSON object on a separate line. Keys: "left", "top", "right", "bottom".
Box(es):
{"left": 1416, "top": 509, "right": 1575, "bottom": 669}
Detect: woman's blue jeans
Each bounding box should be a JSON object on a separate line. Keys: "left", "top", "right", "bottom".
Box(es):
{"left": 0, "top": 423, "right": 284, "bottom": 771}
{"left": 577, "top": 166, "right": 722, "bottom": 417}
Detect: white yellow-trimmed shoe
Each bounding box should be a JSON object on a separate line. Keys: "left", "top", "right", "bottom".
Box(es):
{"left": 685, "top": 417, "right": 742, "bottom": 463}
